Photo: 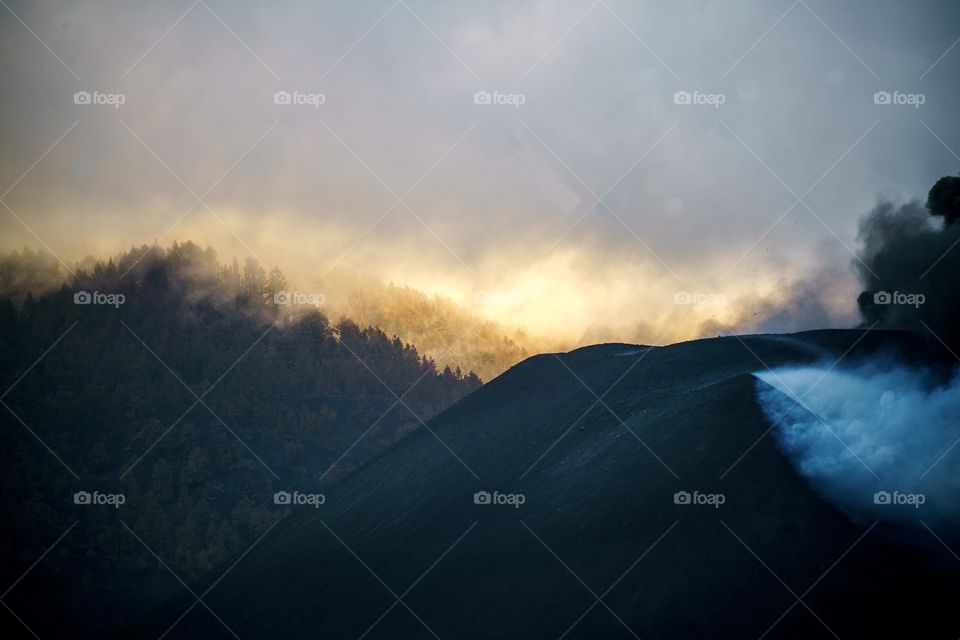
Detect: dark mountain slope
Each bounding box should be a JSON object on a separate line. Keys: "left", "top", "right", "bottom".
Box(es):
{"left": 136, "top": 329, "right": 960, "bottom": 639}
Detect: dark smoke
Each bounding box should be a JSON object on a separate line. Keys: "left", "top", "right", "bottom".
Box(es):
{"left": 927, "top": 174, "right": 960, "bottom": 225}
{"left": 856, "top": 174, "right": 960, "bottom": 350}
{"left": 751, "top": 179, "right": 960, "bottom": 544}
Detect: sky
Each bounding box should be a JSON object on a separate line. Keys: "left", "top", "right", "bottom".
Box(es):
{"left": 1, "top": 0, "right": 959, "bottom": 345}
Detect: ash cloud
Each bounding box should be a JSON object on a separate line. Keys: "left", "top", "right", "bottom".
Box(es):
{"left": 755, "top": 177, "right": 960, "bottom": 537}
{"left": 856, "top": 174, "right": 960, "bottom": 350}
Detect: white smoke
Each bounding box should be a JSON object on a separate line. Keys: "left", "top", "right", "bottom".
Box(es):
{"left": 755, "top": 362, "right": 960, "bottom": 529}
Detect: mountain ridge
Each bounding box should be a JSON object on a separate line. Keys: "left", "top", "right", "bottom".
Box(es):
{"left": 130, "top": 328, "right": 960, "bottom": 639}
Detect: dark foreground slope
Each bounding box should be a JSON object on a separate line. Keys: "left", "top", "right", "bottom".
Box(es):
{"left": 136, "top": 329, "right": 960, "bottom": 639}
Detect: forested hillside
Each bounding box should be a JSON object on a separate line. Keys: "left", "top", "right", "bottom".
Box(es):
{"left": 0, "top": 242, "right": 480, "bottom": 633}
{"left": 325, "top": 274, "right": 561, "bottom": 380}
{"left": 1, "top": 246, "right": 553, "bottom": 381}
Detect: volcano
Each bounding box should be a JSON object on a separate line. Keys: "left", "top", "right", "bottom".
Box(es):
{"left": 134, "top": 329, "right": 960, "bottom": 639}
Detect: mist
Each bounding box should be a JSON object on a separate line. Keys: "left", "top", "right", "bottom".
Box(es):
{"left": 755, "top": 361, "right": 960, "bottom": 533}
{"left": 4, "top": 0, "right": 960, "bottom": 348}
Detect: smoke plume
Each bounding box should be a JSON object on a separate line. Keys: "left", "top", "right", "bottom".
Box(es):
{"left": 856, "top": 174, "right": 960, "bottom": 351}
{"left": 754, "top": 178, "right": 960, "bottom": 535}
{"left": 755, "top": 361, "right": 960, "bottom": 532}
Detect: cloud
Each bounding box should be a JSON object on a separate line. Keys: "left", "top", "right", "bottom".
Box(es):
{"left": 2, "top": 0, "right": 960, "bottom": 343}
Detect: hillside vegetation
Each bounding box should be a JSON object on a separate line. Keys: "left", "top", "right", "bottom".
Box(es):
{"left": 0, "top": 242, "right": 479, "bottom": 634}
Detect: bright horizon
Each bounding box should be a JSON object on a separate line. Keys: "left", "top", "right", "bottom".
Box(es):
{"left": 2, "top": 0, "right": 959, "bottom": 346}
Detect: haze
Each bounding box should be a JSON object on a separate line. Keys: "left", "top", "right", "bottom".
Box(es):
{"left": 2, "top": 0, "right": 959, "bottom": 345}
